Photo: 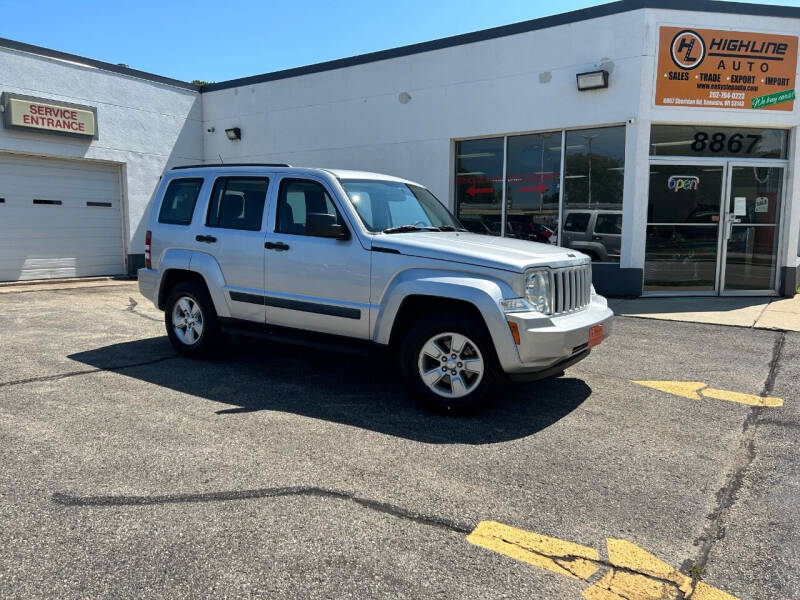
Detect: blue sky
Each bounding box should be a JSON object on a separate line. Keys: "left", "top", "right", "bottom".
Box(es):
{"left": 2, "top": 0, "right": 800, "bottom": 83}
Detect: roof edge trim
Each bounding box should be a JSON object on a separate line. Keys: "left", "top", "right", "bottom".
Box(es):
{"left": 0, "top": 36, "right": 199, "bottom": 92}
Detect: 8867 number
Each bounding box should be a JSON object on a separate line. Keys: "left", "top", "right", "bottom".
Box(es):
{"left": 691, "top": 132, "right": 762, "bottom": 154}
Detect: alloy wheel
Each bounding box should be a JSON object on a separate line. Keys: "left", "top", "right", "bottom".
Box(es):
{"left": 417, "top": 332, "right": 484, "bottom": 398}
{"left": 172, "top": 296, "right": 204, "bottom": 345}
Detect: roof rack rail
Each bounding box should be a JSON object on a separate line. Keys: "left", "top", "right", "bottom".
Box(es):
{"left": 171, "top": 163, "right": 291, "bottom": 170}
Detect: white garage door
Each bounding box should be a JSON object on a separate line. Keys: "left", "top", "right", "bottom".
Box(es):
{"left": 0, "top": 153, "right": 124, "bottom": 281}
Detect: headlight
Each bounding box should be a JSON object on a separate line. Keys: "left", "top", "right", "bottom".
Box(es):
{"left": 500, "top": 297, "right": 532, "bottom": 313}
{"left": 525, "top": 269, "right": 552, "bottom": 314}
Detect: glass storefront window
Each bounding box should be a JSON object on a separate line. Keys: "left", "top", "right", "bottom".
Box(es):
{"left": 649, "top": 125, "right": 788, "bottom": 159}
{"left": 454, "top": 126, "right": 626, "bottom": 262}
{"left": 561, "top": 126, "right": 625, "bottom": 262}
{"left": 454, "top": 137, "right": 504, "bottom": 236}
{"left": 505, "top": 132, "right": 562, "bottom": 244}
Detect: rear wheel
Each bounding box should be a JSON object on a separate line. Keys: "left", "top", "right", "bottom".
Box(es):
{"left": 164, "top": 281, "right": 220, "bottom": 357}
{"left": 400, "top": 311, "right": 499, "bottom": 415}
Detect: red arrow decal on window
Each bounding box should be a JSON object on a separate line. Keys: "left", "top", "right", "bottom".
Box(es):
{"left": 466, "top": 186, "right": 494, "bottom": 196}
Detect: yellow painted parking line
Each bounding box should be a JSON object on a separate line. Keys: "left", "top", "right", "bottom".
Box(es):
{"left": 633, "top": 380, "right": 783, "bottom": 407}
{"left": 467, "top": 521, "right": 600, "bottom": 580}
{"left": 583, "top": 569, "right": 679, "bottom": 600}
{"left": 701, "top": 387, "right": 783, "bottom": 407}
{"left": 466, "top": 522, "right": 739, "bottom": 599}
{"left": 631, "top": 380, "right": 706, "bottom": 400}
{"left": 692, "top": 582, "right": 740, "bottom": 600}
{"left": 605, "top": 538, "right": 693, "bottom": 595}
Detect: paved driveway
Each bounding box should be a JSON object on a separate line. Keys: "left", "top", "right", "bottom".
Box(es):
{"left": 0, "top": 283, "right": 797, "bottom": 599}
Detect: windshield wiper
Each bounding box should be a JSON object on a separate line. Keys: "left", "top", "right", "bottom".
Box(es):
{"left": 382, "top": 224, "right": 440, "bottom": 234}
{"left": 436, "top": 225, "right": 467, "bottom": 232}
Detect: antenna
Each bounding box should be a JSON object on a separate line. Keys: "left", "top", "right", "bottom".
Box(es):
{"left": 218, "top": 153, "right": 224, "bottom": 165}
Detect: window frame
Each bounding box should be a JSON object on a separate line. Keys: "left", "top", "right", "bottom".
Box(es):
{"left": 275, "top": 177, "right": 346, "bottom": 238}
{"left": 158, "top": 177, "right": 204, "bottom": 226}
{"left": 205, "top": 176, "right": 270, "bottom": 232}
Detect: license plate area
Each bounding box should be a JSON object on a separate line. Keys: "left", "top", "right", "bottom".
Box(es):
{"left": 588, "top": 324, "right": 604, "bottom": 348}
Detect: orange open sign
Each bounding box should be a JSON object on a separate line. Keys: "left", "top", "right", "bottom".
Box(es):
{"left": 588, "top": 324, "right": 604, "bottom": 348}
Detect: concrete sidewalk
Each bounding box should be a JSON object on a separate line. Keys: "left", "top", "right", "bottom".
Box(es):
{"left": 611, "top": 294, "right": 800, "bottom": 331}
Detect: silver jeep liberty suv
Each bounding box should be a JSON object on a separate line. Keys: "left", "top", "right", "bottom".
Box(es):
{"left": 138, "top": 164, "right": 613, "bottom": 414}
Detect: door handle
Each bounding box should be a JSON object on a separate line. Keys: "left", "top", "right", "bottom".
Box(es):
{"left": 195, "top": 235, "right": 217, "bottom": 243}
{"left": 592, "top": 235, "right": 603, "bottom": 240}
{"left": 264, "top": 241, "right": 290, "bottom": 251}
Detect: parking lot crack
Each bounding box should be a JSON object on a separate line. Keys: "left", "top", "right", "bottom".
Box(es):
{"left": 761, "top": 331, "right": 785, "bottom": 398}
{"left": 51, "top": 485, "right": 472, "bottom": 534}
{"left": 0, "top": 355, "right": 178, "bottom": 390}
{"left": 687, "top": 330, "right": 786, "bottom": 586}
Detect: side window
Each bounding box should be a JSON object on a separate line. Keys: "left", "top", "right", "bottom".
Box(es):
{"left": 158, "top": 178, "right": 203, "bottom": 225}
{"left": 594, "top": 213, "right": 622, "bottom": 235}
{"left": 206, "top": 177, "right": 269, "bottom": 231}
{"left": 563, "top": 212, "right": 590, "bottom": 232}
{"left": 276, "top": 179, "right": 342, "bottom": 236}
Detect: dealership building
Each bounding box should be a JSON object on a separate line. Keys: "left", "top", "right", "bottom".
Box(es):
{"left": 0, "top": 0, "right": 798, "bottom": 297}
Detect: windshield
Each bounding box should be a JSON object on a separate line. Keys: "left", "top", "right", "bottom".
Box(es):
{"left": 340, "top": 179, "right": 462, "bottom": 233}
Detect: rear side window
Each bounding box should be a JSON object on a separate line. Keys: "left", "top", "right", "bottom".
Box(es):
{"left": 594, "top": 213, "right": 622, "bottom": 235}
{"left": 206, "top": 177, "right": 269, "bottom": 231}
{"left": 158, "top": 178, "right": 203, "bottom": 225}
{"left": 563, "top": 212, "right": 590, "bottom": 232}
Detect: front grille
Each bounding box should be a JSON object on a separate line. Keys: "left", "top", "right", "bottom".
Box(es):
{"left": 551, "top": 264, "right": 592, "bottom": 315}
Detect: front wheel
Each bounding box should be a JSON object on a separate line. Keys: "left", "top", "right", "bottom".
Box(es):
{"left": 164, "top": 281, "right": 220, "bottom": 357}
{"left": 400, "top": 312, "right": 500, "bottom": 415}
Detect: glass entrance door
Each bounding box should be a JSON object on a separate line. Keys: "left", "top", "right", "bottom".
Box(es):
{"left": 645, "top": 163, "right": 725, "bottom": 293}
{"left": 721, "top": 166, "right": 783, "bottom": 293}
{"left": 645, "top": 161, "right": 784, "bottom": 295}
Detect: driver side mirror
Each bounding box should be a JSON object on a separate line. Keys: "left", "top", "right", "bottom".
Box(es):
{"left": 306, "top": 212, "right": 350, "bottom": 240}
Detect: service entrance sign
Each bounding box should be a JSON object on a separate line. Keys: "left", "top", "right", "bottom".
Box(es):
{"left": 1, "top": 93, "right": 98, "bottom": 138}
{"left": 655, "top": 27, "right": 798, "bottom": 111}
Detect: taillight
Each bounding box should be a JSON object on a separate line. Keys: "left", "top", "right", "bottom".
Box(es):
{"left": 145, "top": 230, "right": 152, "bottom": 269}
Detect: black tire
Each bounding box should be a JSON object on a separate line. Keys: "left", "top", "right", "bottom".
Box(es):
{"left": 399, "top": 310, "right": 500, "bottom": 415}
{"left": 164, "top": 280, "right": 221, "bottom": 357}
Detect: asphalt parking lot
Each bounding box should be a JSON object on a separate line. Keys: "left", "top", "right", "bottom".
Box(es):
{"left": 1, "top": 282, "right": 797, "bottom": 600}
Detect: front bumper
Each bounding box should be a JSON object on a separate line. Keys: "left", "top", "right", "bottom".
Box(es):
{"left": 507, "top": 349, "right": 591, "bottom": 382}
{"left": 501, "top": 297, "right": 613, "bottom": 375}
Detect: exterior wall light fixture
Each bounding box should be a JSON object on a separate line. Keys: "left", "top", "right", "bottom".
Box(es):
{"left": 225, "top": 127, "right": 241, "bottom": 140}
{"left": 576, "top": 70, "right": 609, "bottom": 91}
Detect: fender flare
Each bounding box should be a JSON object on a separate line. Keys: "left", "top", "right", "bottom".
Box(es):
{"left": 157, "top": 249, "right": 231, "bottom": 318}
{"left": 373, "top": 268, "right": 521, "bottom": 372}
{"left": 188, "top": 252, "right": 231, "bottom": 318}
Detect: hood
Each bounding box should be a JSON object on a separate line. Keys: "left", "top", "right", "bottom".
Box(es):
{"left": 370, "top": 231, "right": 589, "bottom": 272}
